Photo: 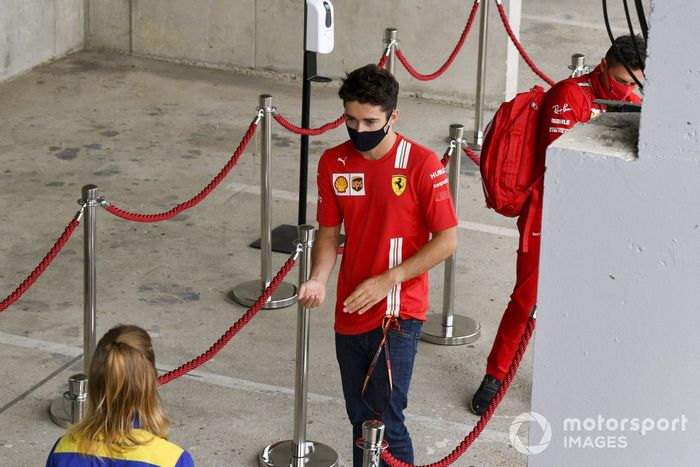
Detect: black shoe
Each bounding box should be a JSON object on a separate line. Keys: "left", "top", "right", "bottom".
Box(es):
{"left": 470, "top": 374, "right": 502, "bottom": 416}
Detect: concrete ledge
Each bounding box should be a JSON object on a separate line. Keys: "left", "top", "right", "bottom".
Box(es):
{"left": 550, "top": 113, "right": 640, "bottom": 162}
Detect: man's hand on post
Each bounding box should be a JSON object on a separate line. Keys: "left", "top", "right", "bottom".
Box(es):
{"left": 298, "top": 279, "right": 327, "bottom": 308}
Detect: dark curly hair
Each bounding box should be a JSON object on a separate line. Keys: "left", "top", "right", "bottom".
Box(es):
{"left": 338, "top": 64, "right": 399, "bottom": 111}
{"left": 606, "top": 35, "right": 646, "bottom": 70}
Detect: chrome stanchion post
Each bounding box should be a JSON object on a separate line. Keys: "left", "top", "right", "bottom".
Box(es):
{"left": 292, "top": 225, "right": 313, "bottom": 460}
{"left": 259, "top": 226, "right": 338, "bottom": 467}
{"left": 66, "top": 374, "right": 88, "bottom": 423}
{"left": 383, "top": 28, "right": 398, "bottom": 75}
{"left": 568, "top": 53, "right": 590, "bottom": 78}
{"left": 82, "top": 184, "right": 98, "bottom": 372}
{"left": 260, "top": 95, "right": 274, "bottom": 289}
{"left": 422, "top": 125, "right": 481, "bottom": 346}
{"left": 356, "top": 420, "right": 388, "bottom": 467}
{"left": 233, "top": 95, "right": 297, "bottom": 309}
{"left": 50, "top": 185, "right": 99, "bottom": 427}
{"left": 471, "top": 0, "right": 489, "bottom": 150}
{"left": 49, "top": 373, "right": 89, "bottom": 428}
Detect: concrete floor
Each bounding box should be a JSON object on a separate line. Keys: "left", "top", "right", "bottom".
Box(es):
{"left": 0, "top": 52, "right": 530, "bottom": 466}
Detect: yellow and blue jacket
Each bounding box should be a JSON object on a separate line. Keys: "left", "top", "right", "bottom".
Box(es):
{"left": 46, "top": 428, "right": 194, "bottom": 467}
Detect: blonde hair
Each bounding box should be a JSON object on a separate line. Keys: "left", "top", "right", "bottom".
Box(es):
{"left": 69, "top": 325, "right": 170, "bottom": 455}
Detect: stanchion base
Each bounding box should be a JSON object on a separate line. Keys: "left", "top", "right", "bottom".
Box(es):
{"left": 48, "top": 394, "right": 71, "bottom": 428}
{"left": 232, "top": 280, "right": 297, "bottom": 309}
{"left": 420, "top": 313, "right": 481, "bottom": 345}
{"left": 252, "top": 224, "right": 345, "bottom": 255}
{"left": 251, "top": 224, "right": 299, "bottom": 254}
{"left": 259, "top": 440, "right": 338, "bottom": 467}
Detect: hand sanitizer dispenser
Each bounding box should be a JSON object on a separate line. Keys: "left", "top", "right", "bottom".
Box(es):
{"left": 305, "top": 0, "right": 334, "bottom": 54}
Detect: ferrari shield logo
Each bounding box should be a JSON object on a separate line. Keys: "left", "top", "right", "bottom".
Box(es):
{"left": 392, "top": 175, "right": 407, "bottom": 196}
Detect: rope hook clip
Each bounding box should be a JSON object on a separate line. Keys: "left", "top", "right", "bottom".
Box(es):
{"left": 292, "top": 241, "right": 304, "bottom": 261}
{"left": 383, "top": 39, "right": 399, "bottom": 56}
{"left": 75, "top": 196, "right": 108, "bottom": 221}
{"left": 74, "top": 203, "right": 86, "bottom": 222}
{"left": 445, "top": 139, "right": 457, "bottom": 158}
{"left": 253, "top": 107, "right": 266, "bottom": 125}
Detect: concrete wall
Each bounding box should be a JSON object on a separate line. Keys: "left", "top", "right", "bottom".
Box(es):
{"left": 84, "top": 0, "right": 507, "bottom": 105}
{"left": 1, "top": 0, "right": 647, "bottom": 101}
{"left": 530, "top": 0, "right": 700, "bottom": 465}
{"left": 0, "top": 0, "right": 84, "bottom": 81}
{"left": 84, "top": 0, "right": 640, "bottom": 106}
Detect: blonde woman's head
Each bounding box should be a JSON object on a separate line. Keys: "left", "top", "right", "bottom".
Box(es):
{"left": 71, "top": 325, "right": 169, "bottom": 454}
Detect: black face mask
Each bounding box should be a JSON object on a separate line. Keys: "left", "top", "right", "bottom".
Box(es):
{"left": 346, "top": 114, "right": 392, "bottom": 152}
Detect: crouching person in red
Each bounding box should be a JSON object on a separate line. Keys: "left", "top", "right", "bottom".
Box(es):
{"left": 471, "top": 35, "right": 647, "bottom": 415}
{"left": 46, "top": 325, "right": 194, "bottom": 467}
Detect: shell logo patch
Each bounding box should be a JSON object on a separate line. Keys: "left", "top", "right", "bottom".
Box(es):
{"left": 334, "top": 175, "right": 348, "bottom": 194}
{"left": 333, "top": 173, "right": 365, "bottom": 196}
{"left": 392, "top": 175, "right": 407, "bottom": 196}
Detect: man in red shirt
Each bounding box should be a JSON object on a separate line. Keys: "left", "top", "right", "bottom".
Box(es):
{"left": 298, "top": 64, "right": 458, "bottom": 466}
{"left": 471, "top": 35, "right": 647, "bottom": 415}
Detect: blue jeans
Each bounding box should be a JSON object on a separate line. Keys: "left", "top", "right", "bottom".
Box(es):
{"left": 335, "top": 318, "right": 423, "bottom": 467}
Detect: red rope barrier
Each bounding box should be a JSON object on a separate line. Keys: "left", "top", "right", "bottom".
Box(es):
{"left": 273, "top": 113, "right": 346, "bottom": 136}
{"left": 441, "top": 145, "right": 480, "bottom": 168}
{"left": 378, "top": 53, "right": 389, "bottom": 70}
{"left": 440, "top": 152, "right": 451, "bottom": 168}
{"left": 0, "top": 216, "right": 81, "bottom": 313}
{"left": 158, "top": 254, "right": 297, "bottom": 385}
{"left": 381, "top": 315, "right": 536, "bottom": 467}
{"left": 495, "top": 1, "right": 555, "bottom": 87}
{"left": 395, "top": 0, "right": 480, "bottom": 81}
{"left": 105, "top": 118, "right": 259, "bottom": 223}
{"left": 272, "top": 50, "right": 387, "bottom": 136}
{"left": 464, "top": 146, "right": 480, "bottom": 166}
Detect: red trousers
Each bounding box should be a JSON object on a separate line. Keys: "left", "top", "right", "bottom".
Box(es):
{"left": 486, "top": 198, "right": 542, "bottom": 380}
